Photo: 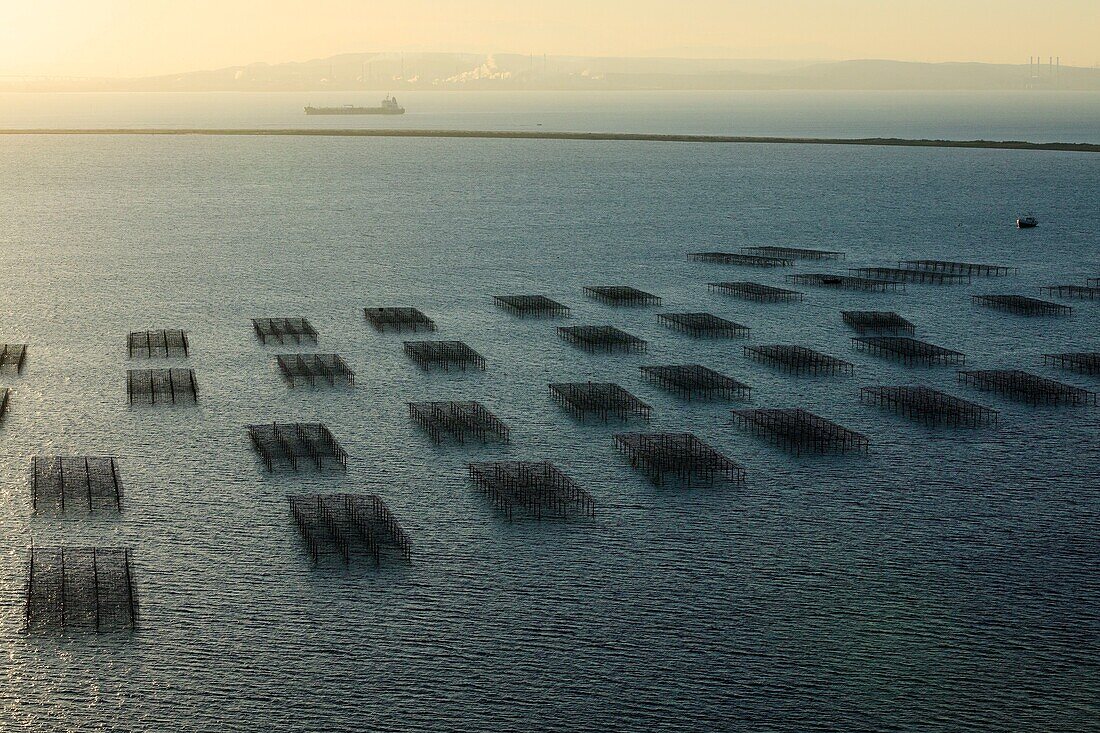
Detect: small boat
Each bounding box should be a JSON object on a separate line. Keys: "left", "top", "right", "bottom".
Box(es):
{"left": 1017, "top": 216, "right": 1038, "bottom": 228}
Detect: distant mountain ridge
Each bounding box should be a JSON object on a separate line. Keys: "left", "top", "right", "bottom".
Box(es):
{"left": 6, "top": 53, "right": 1097, "bottom": 92}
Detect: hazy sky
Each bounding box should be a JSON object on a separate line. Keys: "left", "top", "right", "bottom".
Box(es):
{"left": 2, "top": 0, "right": 1097, "bottom": 77}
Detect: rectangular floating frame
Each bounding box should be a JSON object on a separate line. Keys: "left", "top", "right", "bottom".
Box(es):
{"left": 289, "top": 494, "right": 411, "bottom": 566}
{"left": 860, "top": 386, "right": 998, "bottom": 427}
{"left": 403, "top": 340, "right": 486, "bottom": 371}
{"left": 852, "top": 336, "right": 966, "bottom": 366}
{"left": 785, "top": 273, "right": 905, "bottom": 292}
{"left": 25, "top": 547, "right": 137, "bottom": 633}
{"left": 732, "top": 408, "right": 870, "bottom": 454}
{"left": 276, "top": 353, "right": 355, "bottom": 387}
{"left": 1043, "top": 352, "right": 1100, "bottom": 375}
{"left": 614, "top": 432, "right": 746, "bottom": 487}
{"left": 708, "top": 281, "right": 804, "bottom": 302}
{"left": 1039, "top": 285, "right": 1100, "bottom": 300}
{"left": 408, "top": 400, "right": 510, "bottom": 443}
{"left": 492, "top": 295, "right": 571, "bottom": 317}
{"left": 468, "top": 461, "right": 594, "bottom": 520}
{"left": 549, "top": 382, "right": 651, "bottom": 422}
{"left": 640, "top": 364, "right": 751, "bottom": 401}
{"left": 126, "top": 368, "right": 198, "bottom": 404}
{"left": 247, "top": 422, "right": 349, "bottom": 472}
{"left": 971, "top": 294, "right": 1072, "bottom": 316}
{"left": 849, "top": 267, "right": 972, "bottom": 285}
{"left": 1089, "top": 278, "right": 1100, "bottom": 287}
{"left": 899, "top": 260, "right": 1018, "bottom": 277}
{"left": 657, "top": 312, "right": 749, "bottom": 338}
{"left": 127, "top": 330, "right": 189, "bottom": 358}
{"left": 688, "top": 252, "right": 793, "bottom": 267}
{"left": 583, "top": 286, "right": 662, "bottom": 306}
{"left": 744, "top": 345, "right": 855, "bottom": 375}
{"left": 958, "top": 370, "right": 1096, "bottom": 405}
{"left": 841, "top": 311, "right": 916, "bottom": 335}
{"left": 252, "top": 318, "right": 319, "bottom": 345}
{"left": 0, "top": 344, "right": 28, "bottom": 373}
{"left": 31, "top": 456, "right": 122, "bottom": 513}
{"left": 741, "top": 246, "right": 846, "bottom": 260}
{"left": 364, "top": 307, "right": 436, "bottom": 332}
{"left": 557, "top": 326, "right": 647, "bottom": 353}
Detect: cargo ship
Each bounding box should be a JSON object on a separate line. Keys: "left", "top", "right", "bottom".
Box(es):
{"left": 304, "top": 96, "right": 405, "bottom": 115}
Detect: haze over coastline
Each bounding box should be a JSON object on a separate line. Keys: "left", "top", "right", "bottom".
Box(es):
{"left": 5, "top": 53, "right": 1099, "bottom": 92}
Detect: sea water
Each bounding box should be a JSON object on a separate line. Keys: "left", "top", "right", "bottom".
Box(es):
{"left": 0, "top": 110, "right": 1098, "bottom": 731}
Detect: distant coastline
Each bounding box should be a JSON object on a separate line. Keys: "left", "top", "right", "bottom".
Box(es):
{"left": 1, "top": 128, "right": 1097, "bottom": 152}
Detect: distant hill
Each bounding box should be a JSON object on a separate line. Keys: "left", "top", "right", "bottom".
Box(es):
{"left": 7, "top": 54, "right": 1097, "bottom": 92}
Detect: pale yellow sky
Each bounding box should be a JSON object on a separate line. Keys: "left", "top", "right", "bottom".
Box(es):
{"left": 1, "top": 0, "right": 1097, "bottom": 77}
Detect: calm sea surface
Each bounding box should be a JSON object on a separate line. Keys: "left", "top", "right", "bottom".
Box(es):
{"left": 1, "top": 90, "right": 1099, "bottom": 142}
{"left": 0, "top": 94, "right": 1098, "bottom": 732}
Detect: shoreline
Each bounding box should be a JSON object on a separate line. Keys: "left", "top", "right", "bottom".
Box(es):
{"left": 0, "top": 128, "right": 1096, "bottom": 152}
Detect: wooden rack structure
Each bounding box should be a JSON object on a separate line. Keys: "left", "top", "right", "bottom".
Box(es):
{"left": 549, "top": 382, "right": 651, "bottom": 422}
{"left": 408, "top": 400, "right": 510, "bottom": 443}
{"left": 248, "top": 422, "right": 349, "bottom": 472}
{"left": 31, "top": 456, "right": 122, "bottom": 513}
{"left": 289, "top": 494, "right": 411, "bottom": 566}
{"left": 468, "top": 461, "right": 593, "bottom": 520}
{"left": 614, "top": 432, "right": 746, "bottom": 486}
{"left": 708, "top": 282, "right": 804, "bottom": 302}
{"left": 732, "top": 408, "right": 869, "bottom": 454}
{"left": 860, "top": 386, "right": 998, "bottom": 427}
{"left": 25, "top": 547, "right": 137, "bottom": 633}
{"left": 492, "top": 295, "right": 570, "bottom": 317}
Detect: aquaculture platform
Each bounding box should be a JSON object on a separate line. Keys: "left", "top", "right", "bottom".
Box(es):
{"left": 740, "top": 246, "right": 845, "bottom": 260}
{"left": 899, "top": 259, "right": 1017, "bottom": 277}
{"left": 289, "top": 494, "right": 411, "bottom": 566}
{"left": 852, "top": 336, "right": 965, "bottom": 366}
{"left": 786, "top": 273, "right": 904, "bottom": 292}
{"left": 732, "top": 408, "right": 869, "bottom": 454}
{"left": 640, "top": 364, "right": 750, "bottom": 401}
{"left": 708, "top": 281, "right": 804, "bottom": 302}
{"left": 252, "top": 317, "right": 318, "bottom": 345}
{"left": 841, "top": 311, "right": 915, "bottom": 335}
{"left": 403, "top": 340, "right": 486, "bottom": 371}
{"left": 248, "top": 422, "right": 349, "bottom": 472}
{"left": 860, "top": 386, "right": 998, "bottom": 427}
{"left": 31, "top": 456, "right": 122, "bottom": 513}
{"left": 468, "top": 461, "right": 593, "bottom": 520}
{"left": 492, "top": 295, "right": 570, "bottom": 317}
{"left": 657, "top": 312, "right": 749, "bottom": 338}
{"left": 364, "top": 307, "right": 436, "bottom": 332}
{"left": 550, "top": 382, "right": 651, "bottom": 422}
{"left": 127, "top": 329, "right": 189, "bottom": 358}
{"left": 958, "top": 370, "right": 1096, "bottom": 405}
{"left": 849, "top": 267, "right": 971, "bottom": 285}
{"left": 971, "top": 294, "right": 1072, "bottom": 316}
{"left": 688, "top": 252, "right": 793, "bottom": 267}
{"left": 0, "top": 344, "right": 28, "bottom": 373}
{"left": 744, "top": 345, "right": 854, "bottom": 375}
{"left": 558, "top": 326, "right": 647, "bottom": 353}
{"left": 408, "top": 400, "right": 510, "bottom": 443}
{"left": 25, "top": 547, "right": 137, "bottom": 633}
{"left": 276, "top": 353, "right": 355, "bottom": 387}
{"left": 1043, "top": 352, "right": 1100, "bottom": 374}
{"left": 127, "top": 368, "right": 198, "bottom": 404}
{"left": 614, "top": 432, "right": 745, "bottom": 487}
{"left": 1039, "top": 285, "right": 1100, "bottom": 300}
{"left": 583, "top": 286, "right": 661, "bottom": 306}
